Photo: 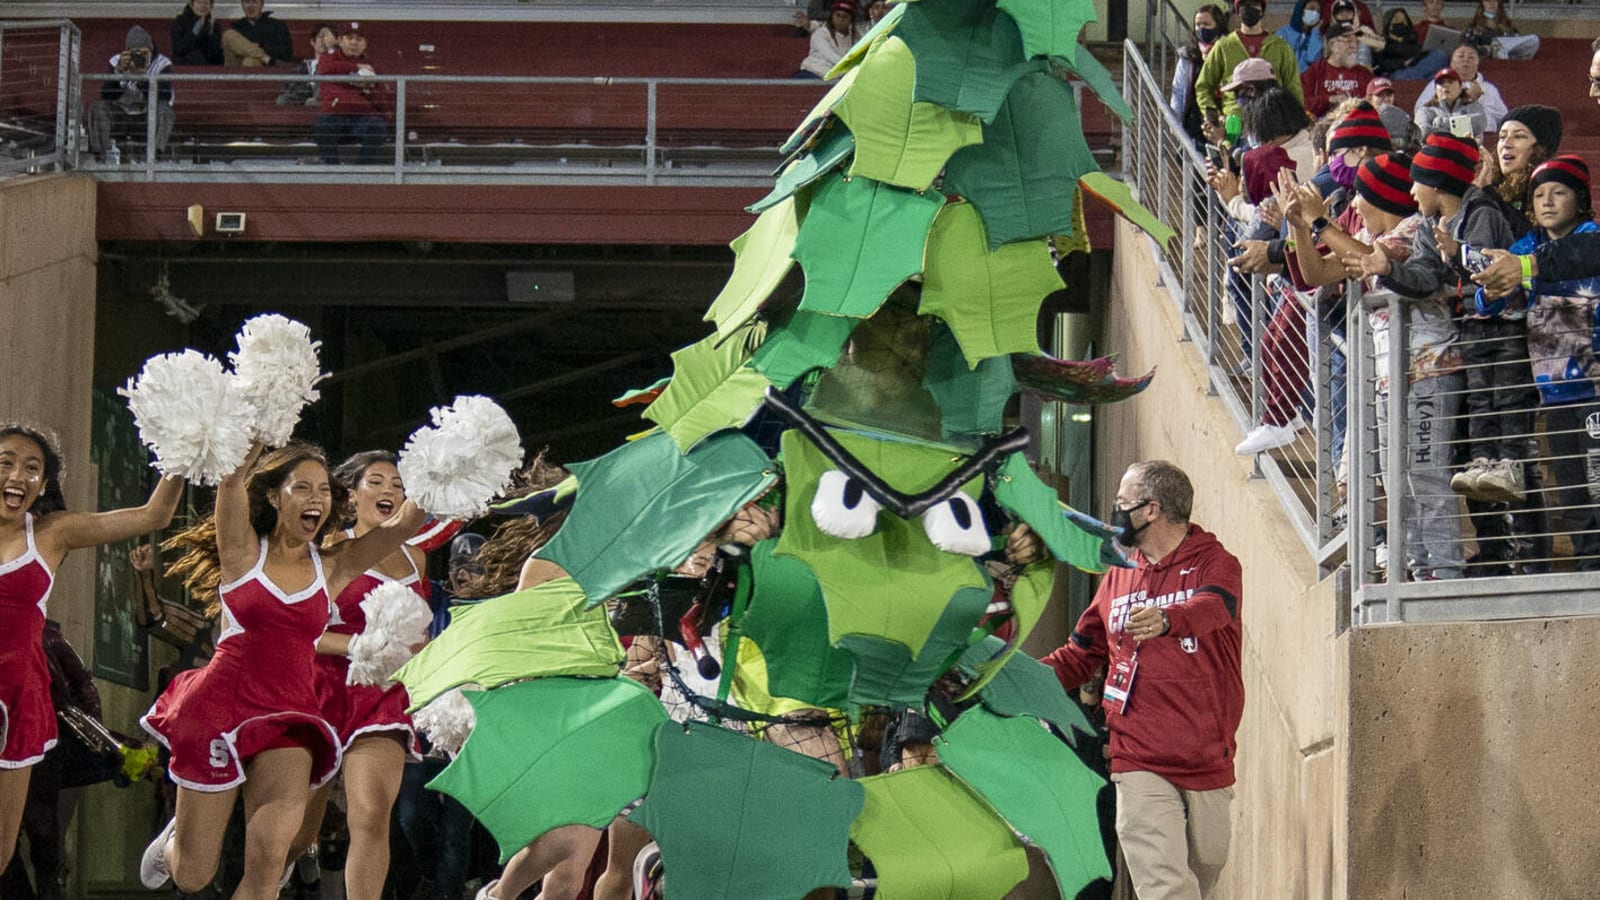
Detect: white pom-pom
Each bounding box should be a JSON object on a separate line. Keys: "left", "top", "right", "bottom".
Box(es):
{"left": 397, "top": 396, "right": 523, "bottom": 519}
{"left": 118, "top": 351, "right": 256, "bottom": 486}
{"left": 412, "top": 688, "right": 477, "bottom": 756}
{"left": 229, "top": 314, "right": 325, "bottom": 446}
{"left": 346, "top": 581, "right": 433, "bottom": 686}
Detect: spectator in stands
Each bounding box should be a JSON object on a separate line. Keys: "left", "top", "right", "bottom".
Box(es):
{"left": 1367, "top": 78, "right": 1421, "bottom": 151}
{"left": 1325, "top": 0, "right": 1382, "bottom": 67}
{"left": 1461, "top": 0, "right": 1538, "bottom": 60}
{"left": 1412, "top": 0, "right": 1451, "bottom": 48}
{"left": 1412, "top": 43, "right": 1506, "bottom": 134}
{"left": 222, "top": 0, "right": 292, "bottom": 67}
{"left": 865, "top": 0, "right": 889, "bottom": 26}
{"left": 1495, "top": 156, "right": 1600, "bottom": 566}
{"left": 1372, "top": 8, "right": 1449, "bottom": 80}
{"left": 1414, "top": 67, "right": 1488, "bottom": 143}
{"left": 1482, "top": 105, "right": 1562, "bottom": 237}
{"left": 314, "top": 23, "right": 387, "bottom": 165}
{"left": 86, "top": 26, "right": 175, "bottom": 163}
{"left": 170, "top": 0, "right": 223, "bottom": 66}
{"left": 1042, "top": 460, "right": 1243, "bottom": 900}
{"left": 1213, "top": 86, "right": 1316, "bottom": 225}
{"left": 1194, "top": 0, "right": 1304, "bottom": 122}
{"left": 277, "top": 23, "right": 337, "bottom": 107}
{"left": 1302, "top": 24, "right": 1372, "bottom": 117}
{"left": 1276, "top": 0, "right": 1324, "bottom": 71}
{"left": 1172, "top": 5, "right": 1228, "bottom": 144}
{"left": 796, "top": 0, "right": 861, "bottom": 81}
{"left": 1321, "top": 0, "right": 1374, "bottom": 34}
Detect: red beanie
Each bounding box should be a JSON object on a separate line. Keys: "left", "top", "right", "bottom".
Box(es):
{"left": 1356, "top": 151, "right": 1418, "bottom": 217}
{"left": 1330, "top": 102, "right": 1392, "bottom": 153}
{"left": 1410, "top": 131, "right": 1479, "bottom": 197}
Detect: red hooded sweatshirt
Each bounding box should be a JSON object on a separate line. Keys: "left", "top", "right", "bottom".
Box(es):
{"left": 1042, "top": 524, "right": 1243, "bottom": 791}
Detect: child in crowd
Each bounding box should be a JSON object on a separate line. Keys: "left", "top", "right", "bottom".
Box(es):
{"left": 1482, "top": 156, "right": 1600, "bottom": 566}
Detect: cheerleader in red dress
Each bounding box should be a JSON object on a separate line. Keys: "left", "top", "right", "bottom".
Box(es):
{"left": 0, "top": 424, "right": 183, "bottom": 869}
{"left": 286, "top": 450, "right": 429, "bottom": 900}
{"left": 139, "top": 442, "right": 423, "bottom": 900}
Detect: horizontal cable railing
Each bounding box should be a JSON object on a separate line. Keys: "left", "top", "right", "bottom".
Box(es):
{"left": 0, "top": 20, "right": 80, "bottom": 177}
{"left": 73, "top": 71, "right": 829, "bottom": 184}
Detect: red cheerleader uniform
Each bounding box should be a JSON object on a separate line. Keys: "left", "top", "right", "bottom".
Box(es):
{"left": 0, "top": 514, "right": 57, "bottom": 769}
{"left": 141, "top": 539, "right": 341, "bottom": 791}
{"left": 313, "top": 538, "right": 425, "bottom": 752}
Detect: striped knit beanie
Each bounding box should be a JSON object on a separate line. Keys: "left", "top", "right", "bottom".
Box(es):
{"left": 1410, "top": 131, "right": 1479, "bottom": 197}
{"left": 1530, "top": 154, "right": 1590, "bottom": 198}
{"left": 1356, "top": 151, "right": 1417, "bottom": 217}
{"left": 1329, "top": 102, "right": 1392, "bottom": 153}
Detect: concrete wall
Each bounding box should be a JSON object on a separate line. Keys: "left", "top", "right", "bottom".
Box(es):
{"left": 1099, "top": 218, "right": 1347, "bottom": 899}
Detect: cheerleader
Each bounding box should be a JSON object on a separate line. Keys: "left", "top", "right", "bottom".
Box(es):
{"left": 0, "top": 423, "right": 183, "bottom": 868}
{"left": 288, "top": 450, "right": 427, "bottom": 900}
{"left": 139, "top": 442, "right": 424, "bottom": 899}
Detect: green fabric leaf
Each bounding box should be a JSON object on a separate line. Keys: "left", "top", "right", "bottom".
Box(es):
{"left": 951, "top": 560, "right": 1054, "bottom": 701}
{"left": 749, "top": 310, "right": 858, "bottom": 389}
{"left": 936, "top": 707, "right": 1112, "bottom": 899}
{"left": 730, "top": 540, "right": 855, "bottom": 710}
{"left": 895, "top": 0, "right": 1044, "bottom": 123}
{"left": 748, "top": 127, "right": 855, "bottom": 215}
{"left": 428, "top": 678, "right": 665, "bottom": 863}
{"left": 394, "top": 577, "right": 623, "bottom": 711}
{"left": 956, "top": 635, "right": 1095, "bottom": 741}
{"left": 943, "top": 71, "right": 1097, "bottom": 249}
{"left": 824, "top": 0, "right": 907, "bottom": 80}
{"left": 782, "top": 67, "right": 860, "bottom": 156}
{"left": 536, "top": 431, "right": 777, "bottom": 604}
{"left": 774, "top": 428, "right": 988, "bottom": 657}
{"left": 991, "top": 452, "right": 1121, "bottom": 573}
{"left": 834, "top": 37, "right": 983, "bottom": 191}
{"left": 644, "top": 323, "right": 773, "bottom": 452}
{"left": 1079, "top": 171, "right": 1176, "bottom": 246}
{"left": 792, "top": 173, "right": 945, "bottom": 319}
{"left": 704, "top": 199, "right": 801, "bottom": 339}
{"left": 922, "top": 324, "right": 1017, "bottom": 438}
{"left": 850, "top": 766, "right": 1029, "bottom": 900}
{"left": 919, "top": 201, "right": 1062, "bottom": 364}
{"left": 612, "top": 376, "right": 672, "bottom": 407}
{"left": 837, "top": 582, "right": 990, "bottom": 708}
{"left": 1053, "top": 51, "right": 1131, "bottom": 120}
{"left": 628, "top": 722, "right": 864, "bottom": 900}
{"left": 996, "top": 0, "right": 1096, "bottom": 64}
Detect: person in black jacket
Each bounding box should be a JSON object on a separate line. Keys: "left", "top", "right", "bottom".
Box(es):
{"left": 221, "top": 0, "right": 292, "bottom": 66}
{"left": 170, "top": 0, "right": 223, "bottom": 65}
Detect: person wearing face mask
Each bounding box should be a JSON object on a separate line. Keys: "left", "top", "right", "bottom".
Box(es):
{"left": 1042, "top": 461, "right": 1243, "bottom": 900}
{"left": 1323, "top": 0, "right": 1381, "bottom": 67}
{"left": 1173, "top": 4, "right": 1229, "bottom": 143}
{"left": 1275, "top": 0, "right": 1324, "bottom": 71}
{"left": 1373, "top": 8, "right": 1450, "bottom": 80}
{"left": 1194, "top": 0, "right": 1304, "bottom": 122}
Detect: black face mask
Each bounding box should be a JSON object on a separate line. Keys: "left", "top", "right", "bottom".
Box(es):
{"left": 1389, "top": 22, "right": 1412, "bottom": 38}
{"left": 1196, "top": 25, "right": 1221, "bottom": 43}
{"left": 1239, "top": 5, "right": 1265, "bottom": 27}
{"left": 1111, "top": 501, "right": 1153, "bottom": 546}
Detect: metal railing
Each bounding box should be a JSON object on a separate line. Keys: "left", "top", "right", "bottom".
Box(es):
{"left": 75, "top": 71, "right": 828, "bottom": 185}
{"left": 0, "top": 20, "right": 80, "bottom": 178}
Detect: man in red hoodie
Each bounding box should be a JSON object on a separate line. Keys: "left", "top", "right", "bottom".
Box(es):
{"left": 312, "top": 22, "right": 386, "bottom": 164}
{"left": 1042, "top": 460, "right": 1243, "bottom": 900}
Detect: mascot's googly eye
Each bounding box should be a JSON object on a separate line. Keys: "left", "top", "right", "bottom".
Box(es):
{"left": 921, "top": 492, "right": 991, "bottom": 556}
{"left": 811, "top": 469, "right": 881, "bottom": 540}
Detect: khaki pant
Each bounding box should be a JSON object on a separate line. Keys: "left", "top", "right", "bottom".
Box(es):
{"left": 221, "top": 29, "right": 269, "bottom": 66}
{"left": 1112, "top": 770, "right": 1233, "bottom": 900}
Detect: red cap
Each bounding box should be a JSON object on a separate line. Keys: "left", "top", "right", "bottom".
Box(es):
{"left": 1433, "top": 67, "right": 1461, "bottom": 83}
{"left": 1366, "top": 77, "right": 1394, "bottom": 97}
{"left": 830, "top": 0, "right": 854, "bottom": 11}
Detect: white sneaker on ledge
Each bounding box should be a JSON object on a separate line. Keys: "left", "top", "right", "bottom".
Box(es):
{"left": 1234, "top": 415, "right": 1304, "bottom": 455}
{"left": 475, "top": 879, "right": 501, "bottom": 900}
{"left": 140, "top": 817, "right": 176, "bottom": 889}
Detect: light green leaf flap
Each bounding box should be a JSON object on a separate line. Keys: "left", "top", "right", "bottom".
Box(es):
{"left": 895, "top": 0, "right": 1042, "bottom": 123}
{"left": 792, "top": 173, "right": 945, "bottom": 319}
{"left": 951, "top": 560, "right": 1053, "bottom": 701}
{"left": 750, "top": 310, "right": 858, "bottom": 389}
{"left": 834, "top": 37, "right": 983, "bottom": 191}
{"left": 919, "top": 201, "right": 1062, "bottom": 365}
{"left": 1054, "top": 50, "right": 1131, "bottom": 119}
{"left": 628, "top": 722, "right": 864, "bottom": 900}
{"left": 922, "top": 324, "right": 1017, "bottom": 438}
{"left": 991, "top": 452, "right": 1119, "bottom": 573}
{"left": 535, "top": 431, "right": 777, "bottom": 604}
{"left": 996, "top": 0, "right": 1096, "bottom": 64}
{"left": 850, "top": 766, "right": 1029, "bottom": 900}
{"left": 394, "top": 577, "right": 623, "bottom": 711}
{"left": 774, "top": 428, "right": 987, "bottom": 656}
{"left": 1079, "top": 171, "right": 1177, "bottom": 247}
{"left": 704, "top": 199, "right": 801, "bottom": 338}
{"left": 838, "top": 582, "right": 990, "bottom": 708}
{"left": 731, "top": 540, "right": 855, "bottom": 710}
{"left": 955, "top": 635, "right": 1095, "bottom": 740}
{"left": 936, "top": 708, "right": 1112, "bottom": 899}
{"left": 749, "top": 127, "right": 855, "bottom": 215}
{"left": 644, "top": 323, "right": 773, "bottom": 452}
{"left": 782, "top": 67, "right": 860, "bottom": 156}
{"left": 428, "top": 678, "right": 665, "bottom": 863}
{"left": 824, "top": 0, "right": 907, "bottom": 80}
{"left": 943, "top": 71, "right": 1097, "bottom": 249}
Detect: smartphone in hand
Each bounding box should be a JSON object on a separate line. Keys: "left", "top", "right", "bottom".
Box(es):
{"left": 1461, "top": 243, "right": 1492, "bottom": 274}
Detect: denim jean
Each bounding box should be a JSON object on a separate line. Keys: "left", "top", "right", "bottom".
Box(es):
{"left": 395, "top": 758, "right": 476, "bottom": 900}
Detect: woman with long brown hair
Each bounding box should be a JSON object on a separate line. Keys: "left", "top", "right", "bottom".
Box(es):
{"left": 139, "top": 441, "right": 424, "bottom": 900}
{"left": 1, "top": 423, "right": 183, "bottom": 869}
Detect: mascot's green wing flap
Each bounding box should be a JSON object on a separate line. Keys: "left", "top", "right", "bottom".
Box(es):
{"left": 896, "top": 0, "right": 1043, "bottom": 123}
{"left": 838, "top": 582, "right": 990, "bottom": 708}
{"left": 748, "top": 127, "right": 855, "bottom": 215}
{"left": 704, "top": 199, "right": 801, "bottom": 339}
{"left": 951, "top": 557, "right": 1053, "bottom": 700}
{"left": 427, "top": 678, "right": 665, "bottom": 863}
{"left": 1079, "top": 171, "right": 1176, "bottom": 246}
{"left": 992, "top": 452, "right": 1126, "bottom": 573}
{"left": 394, "top": 577, "right": 623, "bottom": 711}
{"left": 732, "top": 540, "right": 856, "bottom": 710}
{"left": 834, "top": 36, "right": 983, "bottom": 191}
{"left": 750, "top": 309, "right": 858, "bottom": 389}
{"left": 628, "top": 722, "right": 863, "bottom": 900}
{"left": 643, "top": 323, "right": 773, "bottom": 453}
{"left": 936, "top": 707, "right": 1113, "bottom": 899}
{"left": 956, "top": 635, "right": 1096, "bottom": 741}
{"left": 792, "top": 173, "right": 945, "bottom": 319}
{"left": 997, "top": 0, "right": 1097, "bottom": 65}
{"left": 922, "top": 324, "right": 1017, "bottom": 438}
{"left": 850, "top": 766, "right": 1029, "bottom": 900}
